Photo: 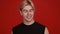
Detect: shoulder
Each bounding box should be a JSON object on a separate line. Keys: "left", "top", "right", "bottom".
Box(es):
{"left": 12, "top": 23, "right": 23, "bottom": 31}
{"left": 35, "top": 22, "right": 45, "bottom": 28}
{"left": 35, "top": 22, "right": 49, "bottom": 34}
{"left": 34, "top": 22, "right": 46, "bottom": 32}
{"left": 36, "top": 22, "right": 49, "bottom": 34}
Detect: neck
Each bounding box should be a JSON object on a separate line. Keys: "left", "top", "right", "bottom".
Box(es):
{"left": 23, "top": 19, "right": 35, "bottom": 26}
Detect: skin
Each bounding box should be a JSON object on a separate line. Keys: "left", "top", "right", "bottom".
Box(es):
{"left": 44, "top": 27, "right": 49, "bottom": 34}
{"left": 20, "top": 5, "right": 35, "bottom": 25}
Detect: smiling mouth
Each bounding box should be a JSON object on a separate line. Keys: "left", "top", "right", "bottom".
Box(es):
{"left": 26, "top": 15, "right": 32, "bottom": 19}
{"left": 27, "top": 16, "right": 31, "bottom": 19}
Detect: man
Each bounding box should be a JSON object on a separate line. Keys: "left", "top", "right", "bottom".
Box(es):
{"left": 12, "top": 0, "right": 49, "bottom": 34}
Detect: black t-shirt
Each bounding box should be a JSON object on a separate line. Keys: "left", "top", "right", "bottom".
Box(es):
{"left": 12, "top": 22, "right": 45, "bottom": 34}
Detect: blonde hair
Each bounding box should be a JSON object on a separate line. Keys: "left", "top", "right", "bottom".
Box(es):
{"left": 20, "top": 0, "right": 35, "bottom": 11}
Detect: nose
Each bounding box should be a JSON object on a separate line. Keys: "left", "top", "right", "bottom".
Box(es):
{"left": 27, "top": 11, "right": 30, "bottom": 15}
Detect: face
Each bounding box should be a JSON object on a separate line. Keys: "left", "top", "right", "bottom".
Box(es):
{"left": 20, "top": 5, "right": 34, "bottom": 22}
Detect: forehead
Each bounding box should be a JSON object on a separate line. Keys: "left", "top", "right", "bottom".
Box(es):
{"left": 23, "top": 5, "right": 33, "bottom": 10}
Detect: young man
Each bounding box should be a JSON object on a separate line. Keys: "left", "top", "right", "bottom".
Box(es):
{"left": 12, "top": 0, "right": 49, "bottom": 34}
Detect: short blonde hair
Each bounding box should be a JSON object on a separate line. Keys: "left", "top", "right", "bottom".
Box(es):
{"left": 20, "top": 0, "right": 35, "bottom": 11}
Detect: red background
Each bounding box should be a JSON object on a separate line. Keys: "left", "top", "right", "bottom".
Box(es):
{"left": 0, "top": 0, "right": 60, "bottom": 34}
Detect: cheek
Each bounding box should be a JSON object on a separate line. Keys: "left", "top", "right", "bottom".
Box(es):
{"left": 31, "top": 12, "right": 34, "bottom": 15}
{"left": 22, "top": 12, "right": 27, "bottom": 17}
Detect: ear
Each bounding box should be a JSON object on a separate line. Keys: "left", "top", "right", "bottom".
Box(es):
{"left": 19, "top": 10, "right": 22, "bottom": 16}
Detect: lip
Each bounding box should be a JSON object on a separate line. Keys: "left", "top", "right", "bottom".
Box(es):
{"left": 26, "top": 15, "right": 32, "bottom": 19}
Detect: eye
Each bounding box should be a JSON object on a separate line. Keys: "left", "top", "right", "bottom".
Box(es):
{"left": 23, "top": 10, "right": 27, "bottom": 13}
{"left": 30, "top": 9, "right": 33, "bottom": 12}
